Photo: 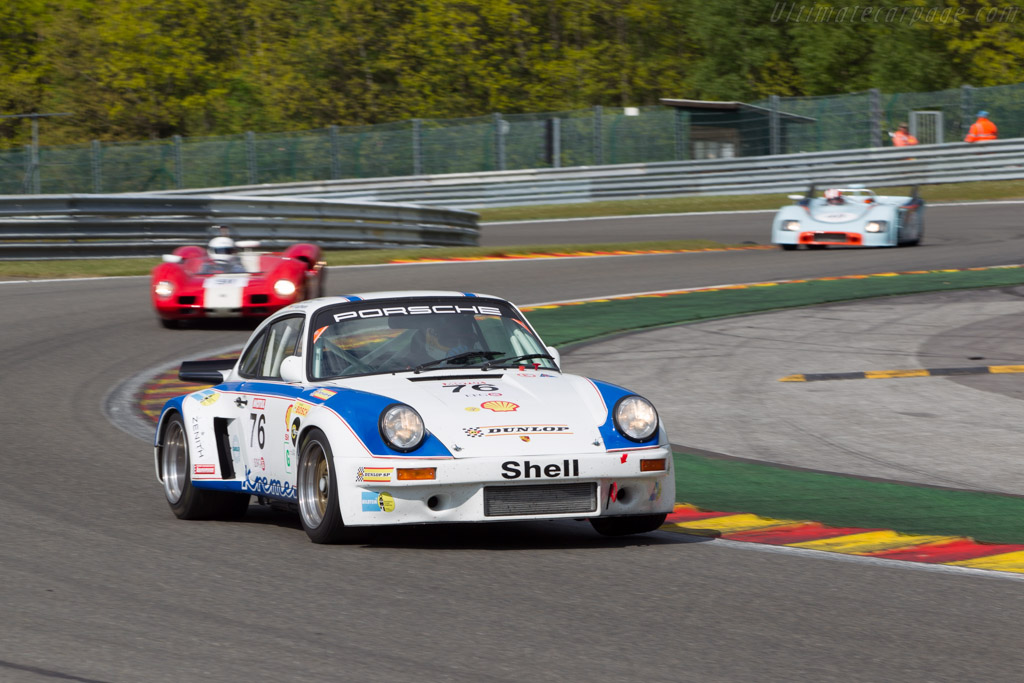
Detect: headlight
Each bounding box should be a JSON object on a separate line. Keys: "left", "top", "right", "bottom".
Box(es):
{"left": 614, "top": 395, "right": 658, "bottom": 442}
{"left": 274, "top": 279, "right": 297, "bottom": 297}
{"left": 865, "top": 221, "right": 886, "bottom": 233}
{"left": 379, "top": 404, "right": 425, "bottom": 452}
{"left": 154, "top": 280, "right": 175, "bottom": 298}
{"left": 783, "top": 220, "right": 801, "bottom": 231}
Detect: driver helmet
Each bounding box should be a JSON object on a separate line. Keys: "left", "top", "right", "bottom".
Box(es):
{"left": 423, "top": 319, "right": 475, "bottom": 360}
{"left": 824, "top": 188, "right": 844, "bottom": 205}
{"left": 208, "top": 236, "right": 237, "bottom": 262}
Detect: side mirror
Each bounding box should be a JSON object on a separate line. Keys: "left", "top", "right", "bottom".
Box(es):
{"left": 162, "top": 254, "right": 183, "bottom": 264}
{"left": 280, "top": 355, "right": 304, "bottom": 383}
{"left": 546, "top": 346, "right": 561, "bottom": 369}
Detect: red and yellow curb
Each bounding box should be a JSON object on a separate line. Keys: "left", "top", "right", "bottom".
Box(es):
{"left": 387, "top": 245, "right": 774, "bottom": 264}
{"left": 518, "top": 264, "right": 1024, "bottom": 312}
{"left": 664, "top": 503, "right": 1024, "bottom": 574}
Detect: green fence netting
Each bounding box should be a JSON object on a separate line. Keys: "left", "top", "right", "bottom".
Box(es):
{"left": 4, "top": 82, "right": 1023, "bottom": 195}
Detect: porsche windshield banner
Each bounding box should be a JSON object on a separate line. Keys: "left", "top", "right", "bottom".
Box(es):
{"left": 330, "top": 301, "right": 507, "bottom": 322}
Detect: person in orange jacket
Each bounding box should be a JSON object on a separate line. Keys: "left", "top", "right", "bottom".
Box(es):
{"left": 892, "top": 122, "right": 918, "bottom": 147}
{"left": 965, "top": 110, "right": 997, "bottom": 142}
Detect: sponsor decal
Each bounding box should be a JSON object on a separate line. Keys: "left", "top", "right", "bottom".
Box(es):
{"left": 362, "top": 491, "right": 396, "bottom": 512}
{"left": 501, "top": 459, "right": 580, "bottom": 480}
{"left": 191, "top": 389, "right": 220, "bottom": 406}
{"left": 311, "top": 388, "right": 336, "bottom": 400}
{"left": 284, "top": 446, "right": 294, "bottom": 475}
{"left": 252, "top": 397, "right": 266, "bottom": 410}
{"left": 285, "top": 404, "right": 293, "bottom": 430}
{"left": 465, "top": 406, "right": 480, "bottom": 412}
{"left": 334, "top": 304, "right": 502, "bottom": 322}
{"left": 480, "top": 400, "right": 518, "bottom": 412}
{"left": 191, "top": 416, "right": 205, "bottom": 459}
{"left": 463, "top": 425, "right": 572, "bottom": 438}
{"left": 290, "top": 417, "right": 301, "bottom": 445}
{"left": 620, "top": 453, "right": 629, "bottom": 464}
{"left": 539, "top": 373, "right": 557, "bottom": 378}
{"left": 356, "top": 467, "right": 393, "bottom": 483}
{"left": 607, "top": 482, "right": 619, "bottom": 505}
{"left": 194, "top": 464, "right": 216, "bottom": 476}
{"left": 294, "top": 401, "right": 312, "bottom": 416}
{"left": 253, "top": 456, "right": 266, "bottom": 471}
{"left": 520, "top": 436, "right": 530, "bottom": 443}
{"left": 241, "top": 467, "right": 295, "bottom": 499}
{"left": 649, "top": 480, "right": 662, "bottom": 502}
{"left": 313, "top": 325, "right": 329, "bottom": 344}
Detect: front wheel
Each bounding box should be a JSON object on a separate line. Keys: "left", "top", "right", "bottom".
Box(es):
{"left": 297, "top": 428, "right": 363, "bottom": 543}
{"left": 158, "top": 413, "right": 249, "bottom": 520}
{"left": 589, "top": 513, "right": 668, "bottom": 537}
{"left": 780, "top": 244, "right": 798, "bottom": 251}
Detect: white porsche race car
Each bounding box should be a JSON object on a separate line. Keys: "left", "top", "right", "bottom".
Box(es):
{"left": 155, "top": 291, "right": 675, "bottom": 543}
{"left": 771, "top": 185, "right": 925, "bottom": 250}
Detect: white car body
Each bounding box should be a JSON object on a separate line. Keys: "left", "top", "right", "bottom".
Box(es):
{"left": 155, "top": 291, "right": 675, "bottom": 542}
{"left": 771, "top": 187, "right": 925, "bottom": 249}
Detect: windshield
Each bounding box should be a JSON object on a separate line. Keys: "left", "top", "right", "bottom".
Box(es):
{"left": 308, "top": 297, "right": 556, "bottom": 379}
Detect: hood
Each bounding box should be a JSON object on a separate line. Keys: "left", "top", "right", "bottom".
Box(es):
{"left": 337, "top": 370, "right": 610, "bottom": 458}
{"left": 810, "top": 199, "right": 873, "bottom": 223}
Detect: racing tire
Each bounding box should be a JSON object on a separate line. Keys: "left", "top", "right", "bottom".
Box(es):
{"left": 158, "top": 413, "right": 250, "bottom": 521}
{"left": 160, "top": 318, "right": 180, "bottom": 329}
{"left": 297, "top": 428, "right": 364, "bottom": 543}
{"left": 589, "top": 513, "right": 668, "bottom": 537}
{"left": 780, "top": 244, "right": 798, "bottom": 251}
{"left": 807, "top": 244, "right": 827, "bottom": 250}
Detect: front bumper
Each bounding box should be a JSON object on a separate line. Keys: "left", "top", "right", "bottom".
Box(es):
{"left": 338, "top": 447, "right": 676, "bottom": 526}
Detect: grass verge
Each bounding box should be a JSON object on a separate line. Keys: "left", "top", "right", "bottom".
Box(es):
{"left": 476, "top": 179, "right": 1024, "bottom": 222}
{"left": 672, "top": 450, "right": 1024, "bottom": 545}
{"left": 0, "top": 239, "right": 735, "bottom": 279}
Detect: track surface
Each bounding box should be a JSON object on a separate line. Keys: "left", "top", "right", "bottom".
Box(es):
{"left": 3, "top": 203, "right": 1024, "bottom": 682}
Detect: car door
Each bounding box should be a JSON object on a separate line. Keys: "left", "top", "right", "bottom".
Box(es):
{"left": 235, "top": 315, "right": 305, "bottom": 497}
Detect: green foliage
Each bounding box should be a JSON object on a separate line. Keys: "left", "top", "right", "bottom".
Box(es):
{"left": 1, "top": 0, "right": 1023, "bottom": 146}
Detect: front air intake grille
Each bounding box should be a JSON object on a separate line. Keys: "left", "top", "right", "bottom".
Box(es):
{"left": 250, "top": 294, "right": 270, "bottom": 304}
{"left": 484, "top": 482, "right": 597, "bottom": 517}
{"left": 813, "top": 232, "right": 850, "bottom": 242}
{"left": 177, "top": 296, "right": 196, "bottom": 304}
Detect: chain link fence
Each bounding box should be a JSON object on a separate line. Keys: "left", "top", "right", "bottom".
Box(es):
{"left": 3, "top": 82, "right": 1024, "bottom": 195}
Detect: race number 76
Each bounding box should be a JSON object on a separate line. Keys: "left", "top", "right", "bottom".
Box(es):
{"left": 249, "top": 412, "right": 265, "bottom": 449}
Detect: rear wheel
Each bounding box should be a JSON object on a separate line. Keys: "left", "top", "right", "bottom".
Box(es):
{"left": 159, "top": 317, "right": 180, "bottom": 329}
{"left": 780, "top": 244, "right": 798, "bottom": 251}
{"left": 297, "top": 428, "right": 362, "bottom": 543}
{"left": 159, "top": 414, "right": 249, "bottom": 520}
{"left": 589, "top": 513, "right": 668, "bottom": 537}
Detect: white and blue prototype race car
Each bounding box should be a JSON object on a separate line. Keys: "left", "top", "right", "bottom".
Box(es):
{"left": 155, "top": 291, "right": 674, "bottom": 542}
{"left": 771, "top": 185, "right": 924, "bottom": 250}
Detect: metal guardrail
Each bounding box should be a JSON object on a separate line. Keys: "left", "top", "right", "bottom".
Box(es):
{"left": 0, "top": 194, "right": 480, "bottom": 259}
{"left": 160, "top": 138, "right": 1024, "bottom": 208}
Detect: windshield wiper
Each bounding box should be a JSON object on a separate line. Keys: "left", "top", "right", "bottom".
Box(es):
{"left": 412, "top": 350, "right": 505, "bottom": 374}
{"left": 480, "top": 353, "right": 555, "bottom": 369}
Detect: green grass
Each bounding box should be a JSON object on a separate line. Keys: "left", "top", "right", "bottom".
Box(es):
{"left": 475, "top": 179, "right": 1024, "bottom": 222}
{"left": 673, "top": 450, "right": 1024, "bottom": 545}
{"left": 0, "top": 239, "right": 736, "bottom": 279}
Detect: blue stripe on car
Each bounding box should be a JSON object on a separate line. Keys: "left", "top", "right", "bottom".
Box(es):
{"left": 588, "top": 379, "right": 661, "bottom": 450}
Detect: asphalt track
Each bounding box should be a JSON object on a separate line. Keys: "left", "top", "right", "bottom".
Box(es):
{"left": 3, "top": 202, "right": 1024, "bottom": 682}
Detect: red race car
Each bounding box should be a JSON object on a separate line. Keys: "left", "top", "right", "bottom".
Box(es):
{"left": 151, "top": 236, "right": 326, "bottom": 328}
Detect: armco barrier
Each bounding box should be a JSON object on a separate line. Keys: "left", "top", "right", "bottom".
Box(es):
{"left": 157, "top": 138, "right": 1024, "bottom": 208}
{"left": 0, "top": 194, "right": 479, "bottom": 259}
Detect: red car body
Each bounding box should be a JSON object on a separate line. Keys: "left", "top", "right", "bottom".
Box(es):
{"left": 151, "top": 243, "right": 325, "bottom": 328}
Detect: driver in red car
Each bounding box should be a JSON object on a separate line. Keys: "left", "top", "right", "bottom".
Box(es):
{"left": 207, "top": 236, "right": 247, "bottom": 273}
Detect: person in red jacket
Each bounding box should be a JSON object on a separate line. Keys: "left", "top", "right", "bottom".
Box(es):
{"left": 892, "top": 123, "right": 918, "bottom": 147}
{"left": 965, "top": 111, "right": 997, "bottom": 142}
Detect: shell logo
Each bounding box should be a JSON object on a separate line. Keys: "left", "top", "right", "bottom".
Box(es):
{"left": 480, "top": 400, "right": 519, "bottom": 412}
